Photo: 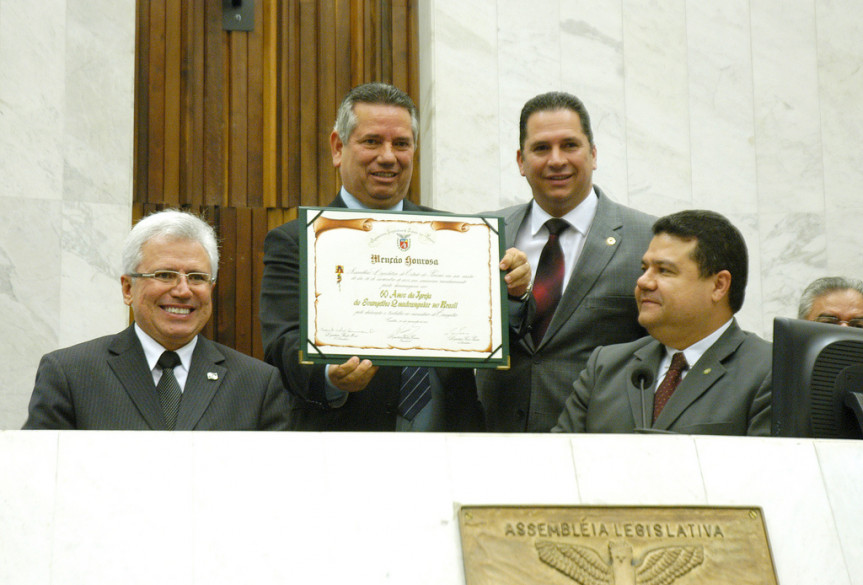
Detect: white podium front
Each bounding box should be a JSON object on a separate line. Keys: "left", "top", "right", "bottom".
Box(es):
{"left": 1, "top": 432, "right": 860, "bottom": 585}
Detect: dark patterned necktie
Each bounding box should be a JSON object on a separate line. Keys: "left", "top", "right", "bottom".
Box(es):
{"left": 157, "top": 351, "right": 183, "bottom": 429}
{"left": 653, "top": 352, "right": 688, "bottom": 422}
{"left": 531, "top": 218, "right": 569, "bottom": 345}
{"left": 398, "top": 366, "right": 431, "bottom": 421}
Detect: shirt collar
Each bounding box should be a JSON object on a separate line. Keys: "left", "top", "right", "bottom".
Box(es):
{"left": 340, "top": 186, "right": 405, "bottom": 212}
{"left": 665, "top": 318, "right": 734, "bottom": 367}
{"left": 133, "top": 323, "right": 198, "bottom": 372}
{"left": 527, "top": 186, "right": 598, "bottom": 237}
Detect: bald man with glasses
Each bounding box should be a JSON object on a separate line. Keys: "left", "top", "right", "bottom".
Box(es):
{"left": 23, "top": 209, "right": 290, "bottom": 430}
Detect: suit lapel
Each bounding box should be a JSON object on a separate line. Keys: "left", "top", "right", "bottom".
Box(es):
{"left": 503, "top": 204, "right": 529, "bottom": 248}
{"left": 106, "top": 327, "right": 167, "bottom": 430}
{"left": 541, "top": 190, "right": 624, "bottom": 346}
{"left": 502, "top": 205, "right": 536, "bottom": 352}
{"left": 626, "top": 342, "right": 664, "bottom": 429}
{"left": 652, "top": 322, "right": 745, "bottom": 430}
{"left": 175, "top": 336, "right": 227, "bottom": 430}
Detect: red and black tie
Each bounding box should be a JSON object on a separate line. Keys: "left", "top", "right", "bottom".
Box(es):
{"left": 531, "top": 218, "right": 568, "bottom": 345}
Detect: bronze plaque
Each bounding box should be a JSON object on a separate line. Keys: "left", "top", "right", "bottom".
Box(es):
{"left": 458, "top": 506, "right": 777, "bottom": 585}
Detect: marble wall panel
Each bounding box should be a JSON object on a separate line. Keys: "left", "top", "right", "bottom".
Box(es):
{"left": 0, "top": 0, "right": 66, "bottom": 202}
{"left": 422, "top": 2, "right": 500, "bottom": 214}
{"left": 0, "top": 431, "right": 57, "bottom": 585}
{"left": 569, "top": 434, "right": 706, "bottom": 504}
{"left": 816, "top": 0, "right": 863, "bottom": 211}
{"left": 447, "top": 434, "right": 579, "bottom": 504}
{"left": 59, "top": 202, "right": 131, "bottom": 347}
{"left": 0, "top": 0, "right": 134, "bottom": 429}
{"left": 51, "top": 432, "right": 196, "bottom": 585}
{"left": 560, "top": 1, "right": 628, "bottom": 202}
{"left": 816, "top": 439, "right": 863, "bottom": 585}
{"left": 622, "top": 0, "right": 692, "bottom": 215}
{"left": 64, "top": 0, "right": 135, "bottom": 205}
{"left": 751, "top": 0, "right": 823, "bottom": 214}
{"left": 686, "top": 0, "right": 759, "bottom": 214}
{"left": 0, "top": 200, "right": 63, "bottom": 429}
{"left": 758, "top": 211, "right": 827, "bottom": 332}
{"left": 697, "top": 437, "right": 850, "bottom": 585}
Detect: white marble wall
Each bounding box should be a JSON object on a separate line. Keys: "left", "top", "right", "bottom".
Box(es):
{"left": 0, "top": 0, "right": 135, "bottom": 429}
{"left": 419, "top": 0, "right": 863, "bottom": 339}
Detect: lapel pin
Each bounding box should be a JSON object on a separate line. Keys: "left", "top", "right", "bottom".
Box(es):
{"left": 703, "top": 368, "right": 711, "bottom": 375}
{"left": 207, "top": 372, "right": 219, "bottom": 380}
{"left": 606, "top": 237, "right": 616, "bottom": 246}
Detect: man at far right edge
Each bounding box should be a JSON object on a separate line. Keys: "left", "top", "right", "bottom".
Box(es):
{"left": 553, "top": 209, "right": 772, "bottom": 436}
{"left": 798, "top": 276, "right": 863, "bottom": 328}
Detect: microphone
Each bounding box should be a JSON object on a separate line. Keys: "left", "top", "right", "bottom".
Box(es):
{"left": 630, "top": 368, "right": 654, "bottom": 431}
{"left": 630, "top": 368, "right": 654, "bottom": 389}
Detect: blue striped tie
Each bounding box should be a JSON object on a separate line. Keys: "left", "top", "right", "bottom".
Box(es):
{"left": 398, "top": 366, "right": 432, "bottom": 420}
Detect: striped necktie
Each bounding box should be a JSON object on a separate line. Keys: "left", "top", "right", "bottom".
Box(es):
{"left": 398, "top": 366, "right": 431, "bottom": 421}
{"left": 156, "top": 350, "right": 183, "bottom": 429}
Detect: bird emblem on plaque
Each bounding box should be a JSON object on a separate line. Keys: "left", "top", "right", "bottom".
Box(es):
{"left": 535, "top": 540, "right": 704, "bottom": 585}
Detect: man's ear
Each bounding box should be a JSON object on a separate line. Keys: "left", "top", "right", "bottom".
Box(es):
{"left": 516, "top": 149, "right": 525, "bottom": 176}
{"left": 330, "top": 130, "right": 344, "bottom": 167}
{"left": 121, "top": 275, "right": 134, "bottom": 307}
{"left": 712, "top": 270, "right": 732, "bottom": 303}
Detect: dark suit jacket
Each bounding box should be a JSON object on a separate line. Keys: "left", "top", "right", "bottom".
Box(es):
{"left": 552, "top": 320, "right": 773, "bottom": 436}
{"left": 477, "top": 187, "right": 656, "bottom": 432}
{"left": 23, "top": 326, "right": 291, "bottom": 430}
{"left": 259, "top": 194, "right": 484, "bottom": 431}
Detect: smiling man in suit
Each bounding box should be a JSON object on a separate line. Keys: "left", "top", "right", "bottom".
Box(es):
{"left": 477, "top": 91, "right": 656, "bottom": 432}
{"left": 553, "top": 209, "right": 772, "bottom": 436}
{"left": 23, "top": 209, "right": 291, "bottom": 430}
{"left": 260, "top": 82, "right": 529, "bottom": 431}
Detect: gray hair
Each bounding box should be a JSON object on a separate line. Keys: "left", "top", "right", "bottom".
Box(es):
{"left": 121, "top": 209, "right": 220, "bottom": 281}
{"left": 332, "top": 82, "right": 418, "bottom": 143}
{"left": 798, "top": 276, "right": 863, "bottom": 318}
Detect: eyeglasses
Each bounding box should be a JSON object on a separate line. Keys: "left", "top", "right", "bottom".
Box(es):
{"left": 128, "top": 270, "right": 214, "bottom": 286}
{"left": 815, "top": 315, "right": 863, "bottom": 328}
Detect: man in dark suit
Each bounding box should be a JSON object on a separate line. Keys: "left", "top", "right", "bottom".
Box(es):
{"left": 260, "top": 82, "right": 529, "bottom": 431}
{"left": 477, "top": 91, "right": 656, "bottom": 432}
{"left": 24, "top": 210, "right": 290, "bottom": 430}
{"left": 553, "top": 210, "right": 772, "bottom": 436}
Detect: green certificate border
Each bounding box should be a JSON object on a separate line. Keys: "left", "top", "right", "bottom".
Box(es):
{"left": 298, "top": 206, "right": 510, "bottom": 369}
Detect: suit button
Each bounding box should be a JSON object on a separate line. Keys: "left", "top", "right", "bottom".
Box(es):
{"left": 385, "top": 401, "right": 395, "bottom": 414}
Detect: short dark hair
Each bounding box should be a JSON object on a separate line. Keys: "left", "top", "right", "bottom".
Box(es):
{"left": 652, "top": 210, "right": 748, "bottom": 313}
{"left": 519, "top": 91, "right": 594, "bottom": 151}
{"left": 333, "top": 82, "right": 418, "bottom": 143}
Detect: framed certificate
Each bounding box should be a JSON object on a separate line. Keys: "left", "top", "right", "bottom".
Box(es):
{"left": 298, "top": 207, "right": 510, "bottom": 369}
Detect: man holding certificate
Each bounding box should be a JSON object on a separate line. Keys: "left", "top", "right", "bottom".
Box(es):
{"left": 477, "top": 91, "right": 656, "bottom": 432}
{"left": 260, "top": 83, "right": 530, "bottom": 431}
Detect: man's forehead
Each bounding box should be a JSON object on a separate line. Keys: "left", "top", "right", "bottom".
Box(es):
{"left": 643, "top": 234, "right": 697, "bottom": 263}
{"left": 814, "top": 289, "right": 863, "bottom": 310}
